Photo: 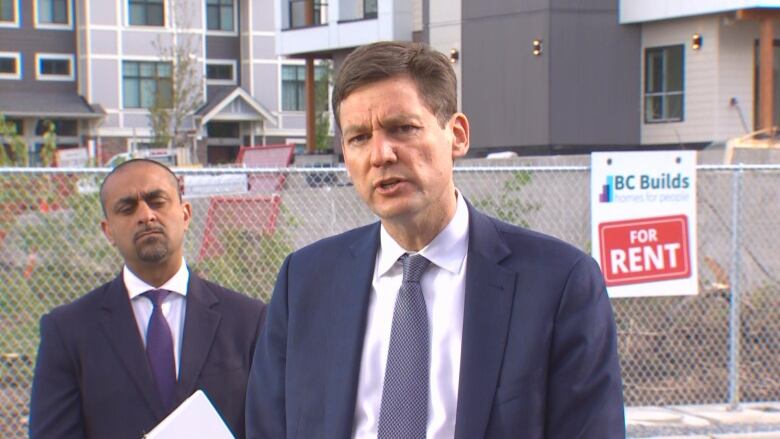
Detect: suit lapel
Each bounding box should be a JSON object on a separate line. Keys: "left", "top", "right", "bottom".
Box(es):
{"left": 98, "top": 275, "right": 166, "bottom": 419}
{"left": 176, "top": 274, "right": 220, "bottom": 401}
{"left": 322, "top": 223, "right": 380, "bottom": 438}
{"left": 455, "top": 205, "right": 516, "bottom": 439}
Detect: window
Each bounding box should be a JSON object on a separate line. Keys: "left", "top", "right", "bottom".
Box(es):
{"left": 36, "top": 54, "right": 75, "bottom": 81}
{"left": 0, "top": 52, "right": 20, "bottom": 79}
{"left": 281, "top": 65, "right": 327, "bottom": 111}
{"left": 129, "top": 0, "right": 164, "bottom": 26}
{"left": 645, "top": 45, "right": 684, "bottom": 123}
{"left": 123, "top": 61, "right": 172, "bottom": 108}
{"left": 206, "top": 61, "right": 235, "bottom": 84}
{"left": 364, "top": 0, "right": 377, "bottom": 18}
{"left": 36, "top": 0, "right": 70, "bottom": 26}
{"left": 1, "top": 0, "right": 18, "bottom": 26}
{"left": 206, "top": 0, "right": 234, "bottom": 31}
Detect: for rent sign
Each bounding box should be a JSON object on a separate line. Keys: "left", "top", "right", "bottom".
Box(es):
{"left": 591, "top": 152, "right": 697, "bottom": 297}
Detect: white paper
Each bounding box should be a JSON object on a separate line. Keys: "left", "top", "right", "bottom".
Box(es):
{"left": 144, "top": 390, "right": 235, "bottom": 439}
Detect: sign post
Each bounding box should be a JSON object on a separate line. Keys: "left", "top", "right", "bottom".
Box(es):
{"left": 591, "top": 151, "right": 697, "bottom": 297}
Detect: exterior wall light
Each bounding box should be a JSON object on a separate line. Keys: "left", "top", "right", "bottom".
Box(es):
{"left": 532, "top": 39, "right": 543, "bottom": 56}
{"left": 449, "top": 48, "right": 459, "bottom": 64}
{"left": 692, "top": 33, "right": 703, "bottom": 50}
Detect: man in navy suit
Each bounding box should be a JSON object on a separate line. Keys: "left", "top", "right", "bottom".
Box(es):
{"left": 246, "top": 41, "right": 624, "bottom": 438}
{"left": 29, "top": 159, "right": 265, "bottom": 439}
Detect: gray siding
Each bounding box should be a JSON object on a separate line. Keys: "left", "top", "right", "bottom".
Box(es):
{"left": 207, "top": 36, "right": 241, "bottom": 60}
{"left": 0, "top": 0, "right": 77, "bottom": 95}
{"left": 548, "top": 11, "right": 640, "bottom": 146}
{"left": 462, "top": 10, "right": 551, "bottom": 150}
{"left": 462, "top": 0, "right": 640, "bottom": 152}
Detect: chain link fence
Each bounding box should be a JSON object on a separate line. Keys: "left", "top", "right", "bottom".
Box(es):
{"left": 1, "top": 164, "right": 778, "bottom": 436}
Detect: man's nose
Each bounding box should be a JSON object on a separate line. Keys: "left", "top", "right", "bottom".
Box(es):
{"left": 369, "top": 133, "right": 397, "bottom": 167}
{"left": 136, "top": 202, "right": 157, "bottom": 224}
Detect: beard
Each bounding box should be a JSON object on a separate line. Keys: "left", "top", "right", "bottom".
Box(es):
{"left": 135, "top": 233, "right": 170, "bottom": 263}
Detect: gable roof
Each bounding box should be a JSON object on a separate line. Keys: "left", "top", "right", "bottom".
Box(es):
{"left": 195, "top": 87, "right": 277, "bottom": 127}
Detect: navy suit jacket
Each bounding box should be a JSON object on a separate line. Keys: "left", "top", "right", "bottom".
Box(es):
{"left": 29, "top": 273, "right": 265, "bottom": 439}
{"left": 246, "top": 203, "right": 624, "bottom": 438}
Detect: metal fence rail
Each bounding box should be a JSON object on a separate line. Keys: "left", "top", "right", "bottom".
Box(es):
{"left": 0, "top": 164, "right": 778, "bottom": 436}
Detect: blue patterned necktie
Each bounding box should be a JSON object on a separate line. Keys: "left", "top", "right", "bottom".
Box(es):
{"left": 143, "top": 289, "right": 176, "bottom": 411}
{"left": 378, "top": 254, "right": 431, "bottom": 439}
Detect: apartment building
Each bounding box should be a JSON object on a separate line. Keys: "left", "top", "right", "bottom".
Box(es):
{"left": 622, "top": 0, "right": 780, "bottom": 146}
{"left": 0, "top": 0, "right": 321, "bottom": 165}
{"left": 276, "top": 0, "right": 780, "bottom": 154}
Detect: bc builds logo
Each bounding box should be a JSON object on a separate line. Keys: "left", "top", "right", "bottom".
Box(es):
{"left": 599, "top": 176, "right": 614, "bottom": 203}
{"left": 599, "top": 173, "right": 690, "bottom": 203}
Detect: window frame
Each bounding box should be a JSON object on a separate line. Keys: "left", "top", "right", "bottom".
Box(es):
{"left": 281, "top": 64, "right": 328, "bottom": 112}
{"left": 34, "top": 0, "right": 73, "bottom": 30}
{"left": 206, "top": 0, "right": 237, "bottom": 34}
{"left": 205, "top": 60, "right": 237, "bottom": 85}
{"left": 35, "top": 53, "right": 75, "bottom": 81}
{"left": 644, "top": 44, "right": 685, "bottom": 124}
{"left": 0, "top": 0, "right": 20, "bottom": 28}
{"left": 0, "top": 51, "right": 21, "bottom": 80}
{"left": 122, "top": 60, "right": 173, "bottom": 109}
{"left": 127, "top": 0, "right": 166, "bottom": 27}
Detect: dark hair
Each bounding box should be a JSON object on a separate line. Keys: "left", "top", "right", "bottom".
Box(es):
{"left": 331, "top": 41, "right": 457, "bottom": 128}
{"left": 99, "top": 159, "right": 181, "bottom": 217}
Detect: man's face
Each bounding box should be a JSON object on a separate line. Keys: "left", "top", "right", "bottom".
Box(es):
{"left": 100, "top": 162, "right": 191, "bottom": 274}
{"left": 339, "top": 75, "right": 469, "bottom": 227}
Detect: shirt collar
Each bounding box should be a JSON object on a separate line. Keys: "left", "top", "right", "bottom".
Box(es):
{"left": 124, "top": 258, "right": 190, "bottom": 300}
{"left": 377, "top": 190, "right": 470, "bottom": 277}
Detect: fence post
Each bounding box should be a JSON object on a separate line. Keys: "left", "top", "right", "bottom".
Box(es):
{"left": 728, "top": 165, "right": 743, "bottom": 410}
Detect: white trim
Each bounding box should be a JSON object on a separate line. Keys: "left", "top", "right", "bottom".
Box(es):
{"left": 35, "top": 53, "right": 76, "bottom": 81}
{"left": 34, "top": 0, "right": 74, "bottom": 30}
{"left": 200, "top": 87, "right": 278, "bottom": 127}
{"left": 205, "top": 0, "right": 238, "bottom": 35}
{"left": 0, "top": 0, "right": 20, "bottom": 28}
{"left": 125, "top": 0, "right": 167, "bottom": 29}
{"left": 205, "top": 59, "right": 237, "bottom": 85}
{"left": 0, "top": 51, "right": 22, "bottom": 80}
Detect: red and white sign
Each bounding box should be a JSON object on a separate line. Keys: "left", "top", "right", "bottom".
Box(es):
{"left": 591, "top": 151, "right": 697, "bottom": 297}
{"left": 599, "top": 215, "right": 690, "bottom": 286}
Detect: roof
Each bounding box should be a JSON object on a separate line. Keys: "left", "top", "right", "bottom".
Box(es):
{"left": 0, "top": 91, "right": 106, "bottom": 119}
{"left": 195, "top": 86, "right": 277, "bottom": 127}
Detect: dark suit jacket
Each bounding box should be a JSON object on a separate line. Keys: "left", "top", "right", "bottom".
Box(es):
{"left": 29, "top": 272, "right": 265, "bottom": 439}
{"left": 246, "top": 203, "right": 624, "bottom": 438}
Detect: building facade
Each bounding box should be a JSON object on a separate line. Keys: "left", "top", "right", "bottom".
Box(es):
{"left": 275, "top": 0, "right": 780, "bottom": 154}
{"left": 0, "top": 0, "right": 324, "bottom": 165}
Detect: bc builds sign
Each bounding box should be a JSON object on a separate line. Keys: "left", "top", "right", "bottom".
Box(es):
{"left": 591, "top": 151, "right": 697, "bottom": 298}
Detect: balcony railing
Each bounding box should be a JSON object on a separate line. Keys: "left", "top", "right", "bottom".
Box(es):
{"left": 288, "top": 0, "right": 329, "bottom": 29}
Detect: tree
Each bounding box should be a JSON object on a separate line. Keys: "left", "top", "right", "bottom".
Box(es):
{"left": 39, "top": 120, "right": 57, "bottom": 167}
{"left": 314, "top": 61, "right": 333, "bottom": 152}
{"left": 148, "top": 1, "right": 204, "bottom": 153}
{"left": 0, "top": 114, "right": 29, "bottom": 166}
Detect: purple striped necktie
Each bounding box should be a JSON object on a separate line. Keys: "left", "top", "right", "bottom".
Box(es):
{"left": 143, "top": 289, "right": 176, "bottom": 411}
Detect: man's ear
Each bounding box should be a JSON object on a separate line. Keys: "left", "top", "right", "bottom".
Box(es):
{"left": 450, "top": 113, "right": 470, "bottom": 159}
{"left": 100, "top": 219, "right": 115, "bottom": 246}
{"left": 182, "top": 201, "right": 192, "bottom": 231}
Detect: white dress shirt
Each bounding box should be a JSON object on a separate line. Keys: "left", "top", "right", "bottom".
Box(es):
{"left": 353, "top": 192, "right": 470, "bottom": 439}
{"left": 124, "top": 259, "right": 189, "bottom": 376}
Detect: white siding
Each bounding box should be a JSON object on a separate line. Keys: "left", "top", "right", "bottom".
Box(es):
{"left": 621, "top": 0, "right": 780, "bottom": 24}
{"left": 716, "top": 19, "right": 760, "bottom": 139}
{"left": 413, "top": 0, "right": 423, "bottom": 32}
{"left": 641, "top": 16, "right": 719, "bottom": 145}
